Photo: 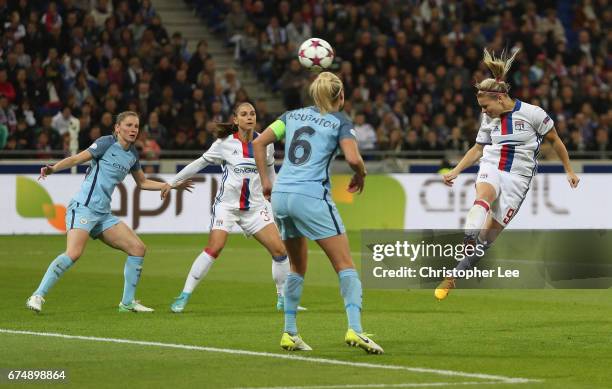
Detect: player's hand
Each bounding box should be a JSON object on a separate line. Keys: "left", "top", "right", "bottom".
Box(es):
{"left": 442, "top": 170, "right": 458, "bottom": 187}
{"left": 175, "top": 179, "right": 194, "bottom": 192}
{"left": 347, "top": 173, "right": 365, "bottom": 194}
{"left": 160, "top": 183, "right": 172, "bottom": 199}
{"left": 262, "top": 178, "right": 272, "bottom": 201}
{"left": 38, "top": 165, "right": 54, "bottom": 181}
{"left": 567, "top": 172, "right": 580, "bottom": 188}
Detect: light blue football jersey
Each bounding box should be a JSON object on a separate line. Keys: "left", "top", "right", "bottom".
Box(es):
{"left": 272, "top": 106, "right": 355, "bottom": 199}
{"left": 73, "top": 135, "right": 141, "bottom": 213}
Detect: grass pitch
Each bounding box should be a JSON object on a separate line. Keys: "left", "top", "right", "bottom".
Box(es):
{"left": 0, "top": 233, "right": 611, "bottom": 388}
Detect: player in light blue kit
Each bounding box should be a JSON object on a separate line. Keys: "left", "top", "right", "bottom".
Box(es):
{"left": 253, "top": 72, "right": 383, "bottom": 354}
{"left": 26, "top": 111, "right": 192, "bottom": 313}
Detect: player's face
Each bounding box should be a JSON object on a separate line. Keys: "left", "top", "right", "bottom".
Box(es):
{"left": 234, "top": 104, "right": 256, "bottom": 131}
{"left": 116, "top": 116, "right": 140, "bottom": 143}
{"left": 477, "top": 95, "right": 503, "bottom": 118}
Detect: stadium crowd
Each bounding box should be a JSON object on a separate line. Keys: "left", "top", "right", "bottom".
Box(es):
{"left": 196, "top": 0, "right": 610, "bottom": 157}
{"left": 0, "top": 0, "right": 255, "bottom": 162}
{"left": 0, "top": 0, "right": 610, "bottom": 160}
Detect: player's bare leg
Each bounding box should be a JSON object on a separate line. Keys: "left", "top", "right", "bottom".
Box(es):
{"left": 27, "top": 229, "right": 89, "bottom": 312}
{"left": 99, "top": 222, "right": 152, "bottom": 312}
{"left": 171, "top": 229, "right": 229, "bottom": 312}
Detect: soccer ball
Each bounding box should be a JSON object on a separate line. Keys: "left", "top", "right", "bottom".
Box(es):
{"left": 298, "top": 38, "right": 334, "bottom": 72}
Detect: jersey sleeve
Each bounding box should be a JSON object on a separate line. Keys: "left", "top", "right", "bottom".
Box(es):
{"left": 269, "top": 112, "right": 288, "bottom": 140}
{"left": 201, "top": 139, "right": 224, "bottom": 164}
{"left": 475, "top": 116, "right": 492, "bottom": 145}
{"left": 532, "top": 107, "right": 554, "bottom": 136}
{"left": 129, "top": 146, "right": 141, "bottom": 172}
{"left": 87, "top": 135, "right": 115, "bottom": 159}
{"left": 170, "top": 156, "right": 210, "bottom": 186}
{"left": 338, "top": 122, "right": 356, "bottom": 141}
{"left": 334, "top": 112, "right": 356, "bottom": 141}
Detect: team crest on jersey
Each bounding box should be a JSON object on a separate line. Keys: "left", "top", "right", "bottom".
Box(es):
{"left": 80, "top": 217, "right": 88, "bottom": 225}
{"left": 233, "top": 150, "right": 238, "bottom": 155}
{"left": 515, "top": 120, "right": 525, "bottom": 131}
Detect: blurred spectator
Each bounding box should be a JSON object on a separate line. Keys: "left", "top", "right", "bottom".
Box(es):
{"left": 354, "top": 113, "right": 376, "bottom": 151}
{"left": 51, "top": 106, "right": 75, "bottom": 136}
{"left": 0, "top": 123, "right": 7, "bottom": 149}
{"left": 144, "top": 111, "right": 168, "bottom": 148}
{"left": 446, "top": 127, "right": 468, "bottom": 153}
{"left": 0, "top": 69, "right": 16, "bottom": 103}
{"left": 135, "top": 130, "right": 161, "bottom": 160}
{"left": 0, "top": 95, "right": 17, "bottom": 131}
{"left": 279, "top": 59, "right": 306, "bottom": 109}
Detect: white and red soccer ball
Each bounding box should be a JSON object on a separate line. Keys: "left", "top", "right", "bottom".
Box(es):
{"left": 298, "top": 38, "right": 334, "bottom": 72}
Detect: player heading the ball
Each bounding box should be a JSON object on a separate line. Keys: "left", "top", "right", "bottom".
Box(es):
{"left": 435, "top": 49, "right": 580, "bottom": 300}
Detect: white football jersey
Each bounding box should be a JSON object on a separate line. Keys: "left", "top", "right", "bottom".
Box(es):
{"left": 476, "top": 100, "right": 554, "bottom": 177}
{"left": 203, "top": 132, "right": 275, "bottom": 210}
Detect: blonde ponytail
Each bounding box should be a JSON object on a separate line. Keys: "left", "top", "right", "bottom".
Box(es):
{"left": 309, "top": 72, "right": 343, "bottom": 115}
{"left": 476, "top": 48, "right": 520, "bottom": 95}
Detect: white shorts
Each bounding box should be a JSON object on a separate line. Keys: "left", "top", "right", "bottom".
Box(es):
{"left": 475, "top": 163, "right": 532, "bottom": 226}
{"left": 210, "top": 202, "right": 275, "bottom": 236}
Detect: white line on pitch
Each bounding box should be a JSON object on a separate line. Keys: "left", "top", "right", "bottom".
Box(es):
{"left": 0, "top": 328, "right": 538, "bottom": 385}
{"left": 236, "top": 381, "right": 531, "bottom": 389}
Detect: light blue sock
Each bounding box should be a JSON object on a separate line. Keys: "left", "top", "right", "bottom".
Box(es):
{"left": 283, "top": 272, "right": 304, "bottom": 335}
{"left": 121, "top": 256, "right": 143, "bottom": 306}
{"left": 33, "top": 253, "right": 74, "bottom": 297}
{"left": 339, "top": 268, "right": 363, "bottom": 333}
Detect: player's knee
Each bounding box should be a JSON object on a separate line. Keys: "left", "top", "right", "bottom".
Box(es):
{"left": 204, "top": 247, "right": 221, "bottom": 258}
{"left": 129, "top": 241, "right": 147, "bottom": 257}
{"left": 271, "top": 247, "right": 287, "bottom": 258}
{"left": 65, "top": 250, "right": 82, "bottom": 262}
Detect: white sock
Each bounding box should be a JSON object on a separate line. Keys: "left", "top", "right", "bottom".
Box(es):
{"left": 464, "top": 200, "right": 490, "bottom": 239}
{"left": 271, "top": 256, "right": 289, "bottom": 296}
{"left": 183, "top": 251, "right": 215, "bottom": 293}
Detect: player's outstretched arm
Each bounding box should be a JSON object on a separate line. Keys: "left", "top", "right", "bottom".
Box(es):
{"left": 442, "top": 144, "right": 484, "bottom": 187}
{"left": 339, "top": 138, "right": 366, "bottom": 194}
{"left": 545, "top": 128, "right": 580, "bottom": 188}
{"left": 161, "top": 156, "right": 210, "bottom": 199}
{"left": 253, "top": 128, "right": 277, "bottom": 200}
{"left": 38, "top": 149, "right": 94, "bottom": 180}
{"left": 132, "top": 169, "right": 193, "bottom": 193}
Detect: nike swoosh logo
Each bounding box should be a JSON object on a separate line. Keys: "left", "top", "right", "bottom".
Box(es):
{"left": 356, "top": 334, "right": 370, "bottom": 344}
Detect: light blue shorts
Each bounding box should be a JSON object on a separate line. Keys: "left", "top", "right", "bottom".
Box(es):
{"left": 271, "top": 192, "right": 345, "bottom": 240}
{"left": 65, "top": 200, "right": 121, "bottom": 238}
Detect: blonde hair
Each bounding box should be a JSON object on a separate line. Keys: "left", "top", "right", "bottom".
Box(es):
{"left": 309, "top": 72, "right": 343, "bottom": 115}
{"left": 116, "top": 111, "right": 139, "bottom": 125}
{"left": 475, "top": 48, "right": 520, "bottom": 96}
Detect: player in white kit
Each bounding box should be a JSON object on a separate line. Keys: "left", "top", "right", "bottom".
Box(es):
{"left": 435, "top": 49, "right": 580, "bottom": 300}
{"left": 162, "top": 102, "right": 303, "bottom": 312}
